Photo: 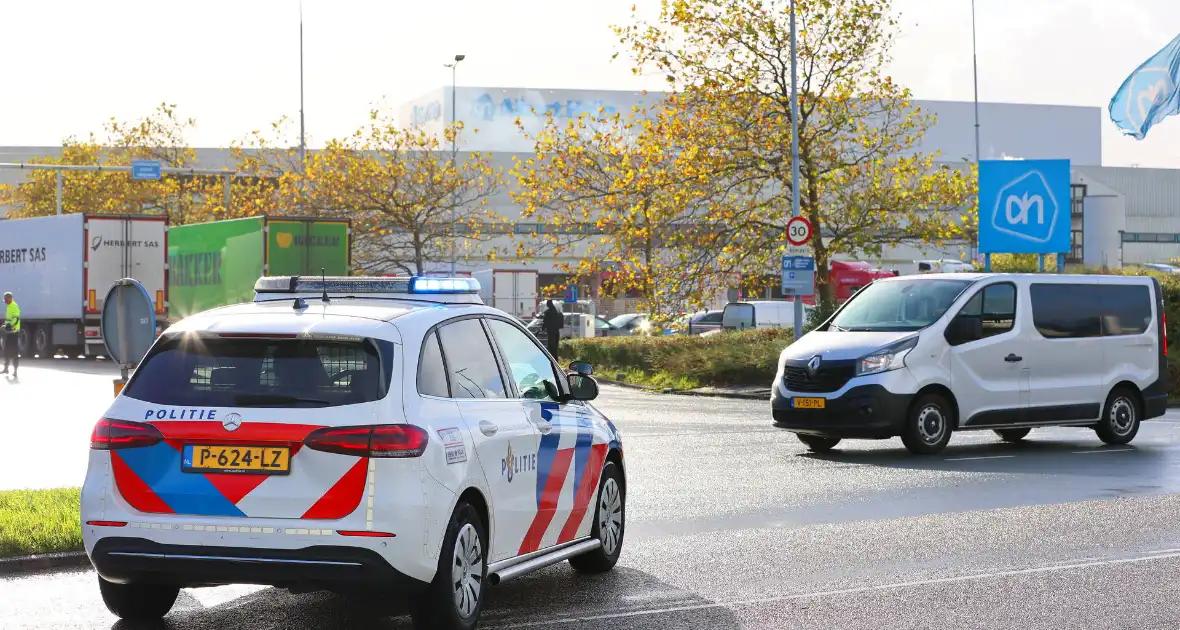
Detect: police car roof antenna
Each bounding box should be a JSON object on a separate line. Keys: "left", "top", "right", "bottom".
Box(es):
{"left": 320, "top": 268, "right": 330, "bottom": 304}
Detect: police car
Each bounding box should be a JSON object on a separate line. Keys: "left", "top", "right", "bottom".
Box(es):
{"left": 81, "top": 276, "right": 626, "bottom": 630}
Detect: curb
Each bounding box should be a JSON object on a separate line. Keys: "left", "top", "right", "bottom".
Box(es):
{"left": 0, "top": 550, "right": 90, "bottom": 576}
{"left": 597, "top": 378, "right": 769, "bottom": 401}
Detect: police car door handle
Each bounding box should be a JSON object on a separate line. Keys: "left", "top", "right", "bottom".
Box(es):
{"left": 534, "top": 419, "right": 553, "bottom": 434}
{"left": 1004, "top": 353, "right": 1022, "bottom": 362}
{"left": 478, "top": 420, "right": 498, "bottom": 436}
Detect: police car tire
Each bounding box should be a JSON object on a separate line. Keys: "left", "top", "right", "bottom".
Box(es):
{"left": 569, "top": 461, "right": 624, "bottom": 574}
{"left": 410, "top": 501, "right": 487, "bottom": 630}
{"left": 97, "top": 575, "right": 179, "bottom": 620}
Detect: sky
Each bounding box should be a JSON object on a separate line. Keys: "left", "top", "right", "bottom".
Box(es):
{"left": 1, "top": 0, "right": 1178, "bottom": 167}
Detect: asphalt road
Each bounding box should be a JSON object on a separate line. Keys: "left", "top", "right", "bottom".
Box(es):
{"left": 8, "top": 363, "right": 1180, "bottom": 628}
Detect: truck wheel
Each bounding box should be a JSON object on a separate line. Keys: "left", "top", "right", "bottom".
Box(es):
{"left": 32, "top": 326, "right": 49, "bottom": 357}
{"left": 98, "top": 575, "right": 179, "bottom": 620}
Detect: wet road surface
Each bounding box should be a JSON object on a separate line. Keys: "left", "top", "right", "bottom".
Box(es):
{"left": 7, "top": 373, "right": 1180, "bottom": 628}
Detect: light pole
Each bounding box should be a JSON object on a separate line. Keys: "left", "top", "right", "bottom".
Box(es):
{"left": 971, "top": 0, "right": 981, "bottom": 263}
{"left": 298, "top": 0, "right": 307, "bottom": 212}
{"left": 790, "top": 0, "right": 803, "bottom": 341}
{"left": 444, "top": 54, "right": 465, "bottom": 276}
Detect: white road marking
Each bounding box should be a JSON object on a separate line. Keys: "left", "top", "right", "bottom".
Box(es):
{"left": 1070, "top": 449, "right": 1134, "bottom": 454}
{"left": 490, "top": 550, "right": 1180, "bottom": 628}
{"left": 945, "top": 455, "right": 1016, "bottom": 461}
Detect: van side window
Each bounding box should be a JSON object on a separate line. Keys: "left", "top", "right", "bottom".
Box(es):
{"left": 956, "top": 283, "right": 1016, "bottom": 338}
{"left": 1030, "top": 283, "right": 1152, "bottom": 338}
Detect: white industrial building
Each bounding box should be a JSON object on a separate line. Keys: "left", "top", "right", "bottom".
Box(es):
{"left": 3, "top": 86, "right": 1180, "bottom": 284}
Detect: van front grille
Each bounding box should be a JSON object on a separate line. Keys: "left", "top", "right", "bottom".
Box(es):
{"left": 783, "top": 361, "right": 855, "bottom": 393}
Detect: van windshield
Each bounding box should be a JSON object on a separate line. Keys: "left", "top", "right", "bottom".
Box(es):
{"left": 122, "top": 333, "right": 395, "bottom": 408}
{"left": 830, "top": 279, "right": 973, "bottom": 332}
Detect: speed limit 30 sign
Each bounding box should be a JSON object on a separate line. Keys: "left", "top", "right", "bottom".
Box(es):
{"left": 786, "top": 216, "right": 812, "bottom": 247}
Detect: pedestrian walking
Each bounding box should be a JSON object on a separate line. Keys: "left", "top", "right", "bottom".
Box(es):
{"left": 542, "top": 300, "right": 564, "bottom": 360}
{"left": 2, "top": 291, "right": 20, "bottom": 378}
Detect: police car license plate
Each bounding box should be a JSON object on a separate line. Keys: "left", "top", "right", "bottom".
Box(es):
{"left": 792, "top": 397, "right": 826, "bottom": 409}
{"left": 182, "top": 445, "right": 291, "bottom": 475}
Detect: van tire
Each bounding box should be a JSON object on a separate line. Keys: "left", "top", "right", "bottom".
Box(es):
{"left": 1096, "top": 387, "right": 1141, "bottom": 445}
{"left": 797, "top": 434, "right": 841, "bottom": 453}
{"left": 98, "top": 576, "right": 179, "bottom": 620}
{"left": 901, "top": 394, "right": 953, "bottom": 455}
{"left": 994, "top": 428, "right": 1031, "bottom": 442}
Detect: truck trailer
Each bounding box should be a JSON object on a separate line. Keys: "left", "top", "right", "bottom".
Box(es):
{"left": 0, "top": 213, "right": 168, "bottom": 358}
{"left": 166, "top": 216, "right": 351, "bottom": 322}
{"left": 472, "top": 268, "right": 539, "bottom": 319}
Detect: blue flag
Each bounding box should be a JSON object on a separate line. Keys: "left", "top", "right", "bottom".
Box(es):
{"left": 1108, "top": 32, "right": 1180, "bottom": 140}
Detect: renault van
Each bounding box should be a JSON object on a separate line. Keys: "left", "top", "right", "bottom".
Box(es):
{"left": 769, "top": 273, "right": 1170, "bottom": 455}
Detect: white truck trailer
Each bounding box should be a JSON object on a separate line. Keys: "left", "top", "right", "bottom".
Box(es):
{"left": 0, "top": 214, "right": 168, "bottom": 358}
{"left": 472, "top": 268, "right": 539, "bottom": 320}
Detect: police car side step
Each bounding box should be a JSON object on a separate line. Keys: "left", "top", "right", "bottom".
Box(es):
{"left": 486, "top": 538, "right": 601, "bottom": 585}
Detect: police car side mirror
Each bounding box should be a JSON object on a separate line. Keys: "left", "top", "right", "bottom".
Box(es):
{"left": 568, "top": 374, "right": 599, "bottom": 401}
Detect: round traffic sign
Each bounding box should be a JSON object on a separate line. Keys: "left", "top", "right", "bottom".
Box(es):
{"left": 786, "top": 216, "right": 812, "bottom": 246}
{"left": 100, "top": 278, "right": 158, "bottom": 367}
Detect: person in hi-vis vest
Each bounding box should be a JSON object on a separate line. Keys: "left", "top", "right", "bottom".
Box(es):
{"left": 2, "top": 292, "right": 20, "bottom": 378}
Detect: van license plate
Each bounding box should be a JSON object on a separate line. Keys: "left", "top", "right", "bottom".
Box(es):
{"left": 182, "top": 445, "right": 291, "bottom": 475}
{"left": 792, "top": 397, "right": 826, "bottom": 409}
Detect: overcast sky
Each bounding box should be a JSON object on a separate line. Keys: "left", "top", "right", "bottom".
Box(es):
{"left": 1, "top": 0, "right": 1178, "bottom": 167}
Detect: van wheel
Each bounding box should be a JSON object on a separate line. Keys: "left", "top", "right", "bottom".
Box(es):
{"left": 409, "top": 502, "right": 487, "bottom": 630}
{"left": 994, "top": 428, "right": 1031, "bottom": 442}
{"left": 1096, "top": 387, "right": 1141, "bottom": 445}
{"left": 797, "top": 434, "right": 841, "bottom": 453}
{"left": 901, "top": 394, "right": 953, "bottom": 455}
{"left": 98, "top": 575, "right": 179, "bottom": 620}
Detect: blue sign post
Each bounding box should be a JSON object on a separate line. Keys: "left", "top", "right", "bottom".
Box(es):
{"left": 977, "top": 159, "right": 1071, "bottom": 272}
{"left": 781, "top": 255, "right": 816, "bottom": 297}
{"left": 131, "top": 160, "right": 161, "bottom": 180}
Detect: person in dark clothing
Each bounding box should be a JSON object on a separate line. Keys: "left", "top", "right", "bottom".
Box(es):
{"left": 542, "top": 300, "right": 564, "bottom": 359}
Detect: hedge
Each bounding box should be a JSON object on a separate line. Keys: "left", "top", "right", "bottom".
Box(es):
{"left": 563, "top": 258, "right": 1180, "bottom": 393}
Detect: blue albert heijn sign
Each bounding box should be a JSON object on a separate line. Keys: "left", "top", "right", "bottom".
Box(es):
{"left": 780, "top": 255, "right": 815, "bottom": 297}
{"left": 131, "top": 160, "right": 161, "bottom": 180}
{"left": 978, "top": 159, "right": 1071, "bottom": 254}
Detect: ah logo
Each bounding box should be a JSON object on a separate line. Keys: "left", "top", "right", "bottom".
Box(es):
{"left": 991, "top": 170, "right": 1059, "bottom": 244}
{"left": 1125, "top": 67, "right": 1177, "bottom": 132}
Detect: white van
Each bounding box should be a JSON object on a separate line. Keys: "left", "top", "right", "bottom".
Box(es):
{"left": 770, "top": 273, "right": 1171, "bottom": 455}
{"left": 721, "top": 300, "right": 813, "bottom": 331}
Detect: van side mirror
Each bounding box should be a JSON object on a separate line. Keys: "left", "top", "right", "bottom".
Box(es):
{"left": 946, "top": 316, "right": 983, "bottom": 345}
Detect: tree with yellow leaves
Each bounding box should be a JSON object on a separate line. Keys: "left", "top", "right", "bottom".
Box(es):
{"left": 511, "top": 99, "right": 739, "bottom": 320}
{"left": 300, "top": 109, "right": 504, "bottom": 275}
{"left": 614, "top": 0, "right": 977, "bottom": 307}
{"left": 0, "top": 104, "right": 227, "bottom": 224}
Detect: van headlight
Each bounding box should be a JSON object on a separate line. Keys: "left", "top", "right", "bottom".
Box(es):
{"left": 857, "top": 336, "right": 918, "bottom": 376}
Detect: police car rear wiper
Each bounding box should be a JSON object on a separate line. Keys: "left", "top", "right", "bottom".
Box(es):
{"left": 232, "top": 393, "right": 331, "bottom": 407}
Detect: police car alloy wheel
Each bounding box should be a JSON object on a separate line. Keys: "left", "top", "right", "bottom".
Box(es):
{"left": 98, "top": 575, "right": 179, "bottom": 621}
{"left": 1096, "top": 387, "right": 1141, "bottom": 445}
{"left": 569, "top": 460, "right": 625, "bottom": 574}
{"left": 411, "top": 502, "right": 487, "bottom": 630}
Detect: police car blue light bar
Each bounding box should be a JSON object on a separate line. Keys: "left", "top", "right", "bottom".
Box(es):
{"left": 253, "top": 275, "right": 481, "bottom": 295}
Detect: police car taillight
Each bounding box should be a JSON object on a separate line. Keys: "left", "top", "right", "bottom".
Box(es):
{"left": 303, "top": 424, "right": 429, "bottom": 458}
{"left": 90, "top": 418, "right": 164, "bottom": 450}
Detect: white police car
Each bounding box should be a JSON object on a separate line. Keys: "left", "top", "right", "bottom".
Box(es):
{"left": 81, "top": 276, "right": 626, "bottom": 630}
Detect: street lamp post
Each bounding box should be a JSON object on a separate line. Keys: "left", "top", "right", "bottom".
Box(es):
{"left": 971, "top": 0, "right": 981, "bottom": 264}
{"left": 444, "top": 54, "right": 465, "bottom": 276}
{"left": 790, "top": 0, "right": 804, "bottom": 341}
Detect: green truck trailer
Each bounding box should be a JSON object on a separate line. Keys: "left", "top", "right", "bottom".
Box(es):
{"left": 166, "top": 216, "right": 351, "bottom": 322}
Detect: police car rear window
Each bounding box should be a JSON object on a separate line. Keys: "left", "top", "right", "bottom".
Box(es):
{"left": 122, "top": 334, "right": 395, "bottom": 408}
